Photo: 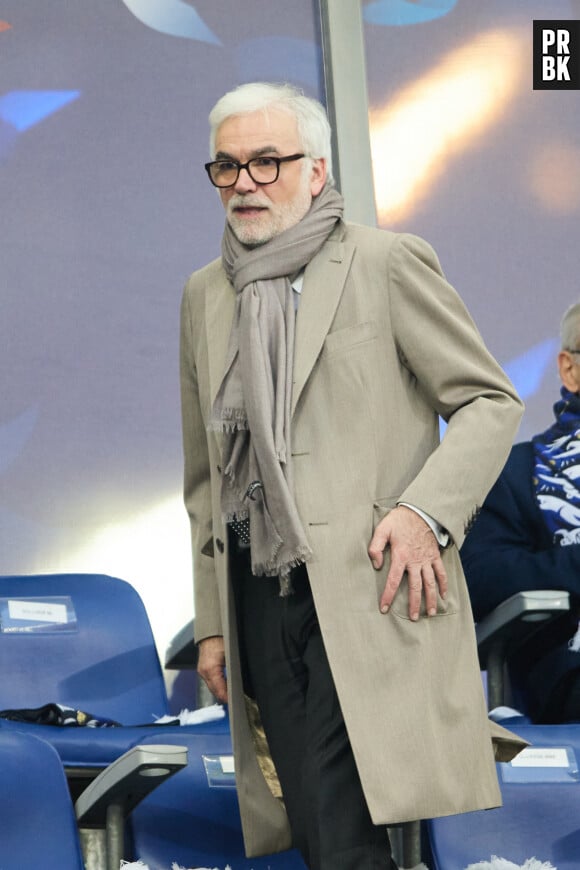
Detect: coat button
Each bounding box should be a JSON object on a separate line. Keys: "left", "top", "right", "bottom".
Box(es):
{"left": 215, "top": 538, "right": 224, "bottom": 553}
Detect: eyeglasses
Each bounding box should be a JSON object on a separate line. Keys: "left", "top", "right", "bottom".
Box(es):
{"left": 204, "top": 153, "right": 305, "bottom": 188}
{"left": 566, "top": 349, "right": 580, "bottom": 356}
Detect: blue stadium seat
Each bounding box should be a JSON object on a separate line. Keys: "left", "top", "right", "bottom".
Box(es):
{"left": 0, "top": 729, "right": 85, "bottom": 869}
{"left": 427, "top": 592, "right": 580, "bottom": 869}
{"left": 129, "top": 727, "right": 306, "bottom": 869}
{"left": 0, "top": 573, "right": 305, "bottom": 867}
{"left": 0, "top": 573, "right": 201, "bottom": 791}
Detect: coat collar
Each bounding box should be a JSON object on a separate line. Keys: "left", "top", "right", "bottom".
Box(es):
{"left": 204, "top": 220, "right": 355, "bottom": 421}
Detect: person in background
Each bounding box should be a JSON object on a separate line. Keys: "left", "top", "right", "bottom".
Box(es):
{"left": 180, "top": 81, "right": 524, "bottom": 870}
{"left": 462, "top": 302, "right": 580, "bottom": 723}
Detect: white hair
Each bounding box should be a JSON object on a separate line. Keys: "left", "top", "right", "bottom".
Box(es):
{"left": 561, "top": 302, "right": 580, "bottom": 350}
{"left": 208, "top": 82, "right": 334, "bottom": 183}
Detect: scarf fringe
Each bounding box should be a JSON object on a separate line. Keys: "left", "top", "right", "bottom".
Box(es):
{"left": 279, "top": 571, "right": 293, "bottom": 597}
{"left": 222, "top": 511, "right": 311, "bottom": 596}
{"left": 252, "top": 546, "right": 312, "bottom": 582}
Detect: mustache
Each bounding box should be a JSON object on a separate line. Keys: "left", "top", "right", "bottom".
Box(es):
{"left": 228, "top": 194, "right": 269, "bottom": 210}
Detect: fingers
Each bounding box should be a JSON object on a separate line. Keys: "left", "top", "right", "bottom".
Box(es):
{"left": 380, "top": 560, "right": 447, "bottom": 621}
{"left": 422, "top": 564, "right": 438, "bottom": 619}
{"left": 203, "top": 670, "right": 228, "bottom": 704}
{"left": 197, "top": 636, "right": 228, "bottom": 704}
{"left": 368, "top": 525, "right": 390, "bottom": 570}
{"left": 379, "top": 557, "right": 402, "bottom": 613}
{"left": 408, "top": 566, "right": 426, "bottom": 622}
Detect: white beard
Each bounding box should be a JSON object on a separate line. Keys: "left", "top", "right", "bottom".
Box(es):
{"left": 226, "top": 174, "right": 313, "bottom": 247}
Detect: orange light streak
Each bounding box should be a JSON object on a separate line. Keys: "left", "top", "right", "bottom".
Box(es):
{"left": 370, "top": 29, "right": 527, "bottom": 223}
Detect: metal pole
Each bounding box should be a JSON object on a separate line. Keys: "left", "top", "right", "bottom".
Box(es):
{"left": 106, "top": 803, "right": 124, "bottom": 870}
{"left": 319, "top": 0, "right": 377, "bottom": 226}
{"left": 486, "top": 640, "right": 508, "bottom": 711}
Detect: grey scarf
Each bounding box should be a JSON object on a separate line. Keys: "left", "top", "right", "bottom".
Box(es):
{"left": 210, "top": 183, "right": 344, "bottom": 593}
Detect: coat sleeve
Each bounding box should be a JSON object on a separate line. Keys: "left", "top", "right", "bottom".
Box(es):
{"left": 389, "top": 233, "right": 524, "bottom": 547}
{"left": 180, "top": 280, "right": 223, "bottom": 642}
{"left": 461, "top": 444, "right": 580, "bottom": 620}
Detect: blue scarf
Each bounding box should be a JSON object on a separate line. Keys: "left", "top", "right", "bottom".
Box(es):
{"left": 532, "top": 387, "right": 580, "bottom": 545}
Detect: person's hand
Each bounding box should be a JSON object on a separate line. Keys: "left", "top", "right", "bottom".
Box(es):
{"left": 368, "top": 505, "right": 447, "bottom": 621}
{"left": 197, "top": 635, "right": 228, "bottom": 703}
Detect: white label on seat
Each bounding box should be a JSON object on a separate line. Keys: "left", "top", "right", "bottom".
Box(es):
{"left": 511, "top": 747, "right": 569, "bottom": 768}
{"left": 220, "top": 755, "right": 235, "bottom": 774}
{"left": 202, "top": 754, "right": 236, "bottom": 787}
{"left": 8, "top": 599, "right": 68, "bottom": 624}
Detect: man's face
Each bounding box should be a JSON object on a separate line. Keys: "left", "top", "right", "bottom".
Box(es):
{"left": 214, "top": 107, "right": 326, "bottom": 246}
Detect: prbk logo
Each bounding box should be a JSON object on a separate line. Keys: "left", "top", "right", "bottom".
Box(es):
{"left": 533, "top": 20, "right": 580, "bottom": 89}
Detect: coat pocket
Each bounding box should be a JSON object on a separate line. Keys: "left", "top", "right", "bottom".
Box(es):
{"left": 321, "top": 321, "right": 378, "bottom": 358}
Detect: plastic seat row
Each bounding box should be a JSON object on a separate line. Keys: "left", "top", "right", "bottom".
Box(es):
{"left": 0, "top": 573, "right": 304, "bottom": 868}
{"left": 2, "top": 573, "right": 579, "bottom": 869}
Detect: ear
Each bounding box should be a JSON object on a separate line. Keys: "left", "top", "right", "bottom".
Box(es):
{"left": 309, "top": 158, "right": 327, "bottom": 197}
{"left": 558, "top": 350, "right": 580, "bottom": 393}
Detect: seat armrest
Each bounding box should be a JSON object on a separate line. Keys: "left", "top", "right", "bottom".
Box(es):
{"left": 476, "top": 590, "right": 570, "bottom": 666}
{"left": 75, "top": 743, "right": 188, "bottom": 826}
{"left": 476, "top": 590, "right": 570, "bottom": 710}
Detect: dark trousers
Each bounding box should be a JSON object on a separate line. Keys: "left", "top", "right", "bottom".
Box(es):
{"left": 233, "top": 543, "right": 398, "bottom": 870}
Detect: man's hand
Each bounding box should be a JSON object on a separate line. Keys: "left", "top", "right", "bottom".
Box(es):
{"left": 368, "top": 504, "right": 447, "bottom": 621}
{"left": 197, "top": 635, "right": 228, "bottom": 703}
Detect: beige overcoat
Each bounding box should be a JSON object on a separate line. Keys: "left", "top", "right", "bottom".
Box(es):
{"left": 180, "top": 221, "right": 525, "bottom": 858}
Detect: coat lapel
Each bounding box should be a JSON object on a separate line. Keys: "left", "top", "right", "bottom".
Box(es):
{"left": 205, "top": 267, "right": 235, "bottom": 411}
{"left": 291, "top": 227, "right": 356, "bottom": 417}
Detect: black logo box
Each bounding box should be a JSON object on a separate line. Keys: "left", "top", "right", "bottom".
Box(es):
{"left": 533, "top": 19, "right": 580, "bottom": 90}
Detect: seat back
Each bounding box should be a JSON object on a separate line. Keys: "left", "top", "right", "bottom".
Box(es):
{"left": 129, "top": 729, "right": 306, "bottom": 869}
{"left": 427, "top": 721, "right": 580, "bottom": 869}
{"left": 0, "top": 573, "right": 168, "bottom": 723}
{"left": 0, "top": 730, "right": 85, "bottom": 868}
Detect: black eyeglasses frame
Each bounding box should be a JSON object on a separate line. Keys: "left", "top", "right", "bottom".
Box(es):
{"left": 204, "top": 153, "right": 306, "bottom": 188}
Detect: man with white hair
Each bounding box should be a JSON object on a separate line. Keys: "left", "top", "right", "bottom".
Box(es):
{"left": 180, "top": 81, "right": 524, "bottom": 870}
{"left": 462, "top": 302, "right": 580, "bottom": 724}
